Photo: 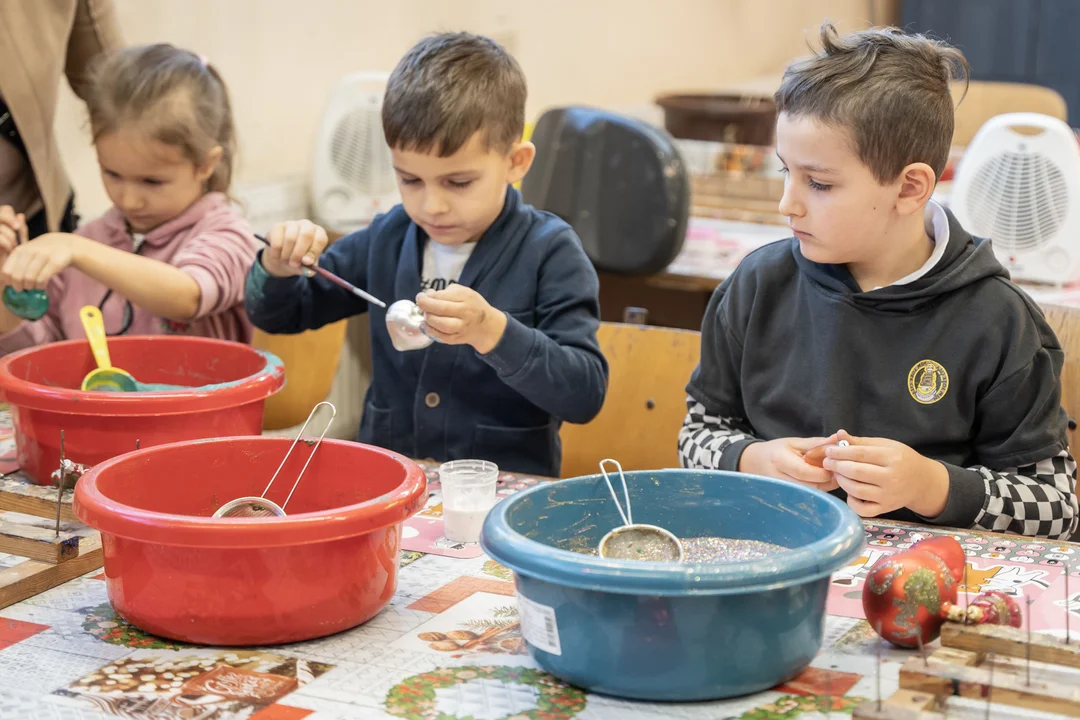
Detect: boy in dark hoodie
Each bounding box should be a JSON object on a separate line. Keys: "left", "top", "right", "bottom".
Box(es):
{"left": 679, "top": 24, "right": 1078, "bottom": 540}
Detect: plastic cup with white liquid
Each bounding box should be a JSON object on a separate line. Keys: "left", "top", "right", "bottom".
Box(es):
{"left": 439, "top": 459, "right": 499, "bottom": 543}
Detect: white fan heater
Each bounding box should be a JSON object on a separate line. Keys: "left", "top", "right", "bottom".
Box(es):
{"left": 311, "top": 72, "right": 399, "bottom": 234}
{"left": 950, "top": 112, "right": 1080, "bottom": 285}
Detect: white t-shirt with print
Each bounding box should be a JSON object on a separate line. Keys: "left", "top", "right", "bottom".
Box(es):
{"left": 420, "top": 240, "right": 476, "bottom": 292}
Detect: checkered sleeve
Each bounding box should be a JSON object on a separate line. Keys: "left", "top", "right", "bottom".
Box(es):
{"left": 678, "top": 397, "right": 760, "bottom": 471}
{"left": 971, "top": 449, "right": 1078, "bottom": 540}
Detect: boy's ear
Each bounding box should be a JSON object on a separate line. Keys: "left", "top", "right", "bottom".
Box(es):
{"left": 196, "top": 146, "right": 224, "bottom": 184}
{"left": 895, "top": 161, "right": 936, "bottom": 216}
{"left": 506, "top": 141, "right": 536, "bottom": 185}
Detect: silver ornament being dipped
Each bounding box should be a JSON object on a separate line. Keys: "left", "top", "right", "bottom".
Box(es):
{"left": 386, "top": 299, "right": 434, "bottom": 351}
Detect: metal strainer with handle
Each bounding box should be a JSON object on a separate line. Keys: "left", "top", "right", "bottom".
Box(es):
{"left": 597, "top": 458, "right": 684, "bottom": 562}
{"left": 212, "top": 401, "right": 337, "bottom": 518}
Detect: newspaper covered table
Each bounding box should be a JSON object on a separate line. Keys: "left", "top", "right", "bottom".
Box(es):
{"left": 0, "top": 405, "right": 1077, "bottom": 719}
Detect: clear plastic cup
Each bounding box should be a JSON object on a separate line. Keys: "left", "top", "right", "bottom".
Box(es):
{"left": 439, "top": 459, "right": 499, "bottom": 543}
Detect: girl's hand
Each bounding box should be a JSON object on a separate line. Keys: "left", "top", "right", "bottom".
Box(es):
{"left": 261, "top": 220, "right": 329, "bottom": 278}
{"left": 0, "top": 206, "right": 28, "bottom": 264}
{"left": 1, "top": 233, "right": 81, "bottom": 291}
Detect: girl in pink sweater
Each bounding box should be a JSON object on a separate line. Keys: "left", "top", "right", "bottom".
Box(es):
{"left": 0, "top": 44, "right": 258, "bottom": 352}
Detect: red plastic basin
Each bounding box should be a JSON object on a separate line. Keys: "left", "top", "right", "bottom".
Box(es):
{"left": 74, "top": 436, "right": 428, "bottom": 646}
{"left": 0, "top": 336, "right": 285, "bottom": 484}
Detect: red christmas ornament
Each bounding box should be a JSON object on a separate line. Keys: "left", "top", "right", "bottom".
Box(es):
{"left": 909, "top": 536, "right": 966, "bottom": 584}
{"left": 863, "top": 534, "right": 1025, "bottom": 647}
{"left": 862, "top": 547, "right": 958, "bottom": 648}
{"left": 942, "top": 590, "right": 1023, "bottom": 628}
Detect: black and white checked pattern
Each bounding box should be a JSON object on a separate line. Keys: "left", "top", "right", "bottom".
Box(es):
{"left": 677, "top": 399, "right": 755, "bottom": 470}
{"left": 974, "top": 451, "right": 1079, "bottom": 540}
{"left": 677, "top": 397, "right": 1080, "bottom": 540}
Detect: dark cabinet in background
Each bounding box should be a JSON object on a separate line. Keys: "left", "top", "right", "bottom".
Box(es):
{"left": 902, "top": 0, "right": 1079, "bottom": 123}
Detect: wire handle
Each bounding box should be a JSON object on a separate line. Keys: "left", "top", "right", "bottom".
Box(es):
{"left": 599, "top": 458, "right": 632, "bottom": 527}
{"left": 261, "top": 401, "right": 337, "bottom": 510}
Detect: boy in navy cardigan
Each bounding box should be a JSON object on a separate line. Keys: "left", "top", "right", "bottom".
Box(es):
{"left": 245, "top": 33, "right": 608, "bottom": 477}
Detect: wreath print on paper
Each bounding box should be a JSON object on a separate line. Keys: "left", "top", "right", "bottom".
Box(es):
{"left": 81, "top": 602, "right": 186, "bottom": 650}
{"left": 385, "top": 665, "right": 587, "bottom": 720}
{"left": 739, "top": 693, "right": 865, "bottom": 719}
{"left": 481, "top": 560, "right": 514, "bottom": 582}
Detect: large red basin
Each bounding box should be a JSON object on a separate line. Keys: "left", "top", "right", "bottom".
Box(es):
{"left": 0, "top": 336, "right": 285, "bottom": 484}
{"left": 73, "top": 436, "right": 427, "bottom": 646}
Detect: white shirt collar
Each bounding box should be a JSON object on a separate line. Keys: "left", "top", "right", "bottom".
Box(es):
{"left": 872, "top": 200, "right": 950, "bottom": 289}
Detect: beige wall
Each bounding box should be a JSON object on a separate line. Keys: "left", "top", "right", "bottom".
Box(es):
{"left": 55, "top": 0, "right": 896, "bottom": 219}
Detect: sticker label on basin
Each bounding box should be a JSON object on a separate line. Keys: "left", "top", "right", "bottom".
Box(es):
{"left": 516, "top": 593, "right": 561, "bottom": 656}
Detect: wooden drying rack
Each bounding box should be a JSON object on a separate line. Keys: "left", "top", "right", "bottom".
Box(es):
{"left": 0, "top": 468, "right": 103, "bottom": 610}
{"left": 854, "top": 623, "right": 1080, "bottom": 718}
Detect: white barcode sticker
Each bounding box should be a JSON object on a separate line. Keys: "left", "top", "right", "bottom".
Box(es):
{"left": 516, "top": 592, "right": 562, "bottom": 656}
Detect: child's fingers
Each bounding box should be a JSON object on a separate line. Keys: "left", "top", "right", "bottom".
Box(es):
{"left": 789, "top": 435, "right": 835, "bottom": 453}
{"left": 0, "top": 206, "right": 16, "bottom": 229}
{"left": 778, "top": 449, "right": 835, "bottom": 486}
{"left": 1, "top": 246, "right": 24, "bottom": 286}
{"left": 825, "top": 443, "right": 890, "bottom": 466}
{"left": 415, "top": 293, "right": 464, "bottom": 317}
{"left": 832, "top": 430, "right": 897, "bottom": 448}
{"left": 845, "top": 492, "right": 885, "bottom": 518}
{"left": 819, "top": 476, "right": 841, "bottom": 492}
{"left": 778, "top": 472, "right": 840, "bottom": 493}
{"left": 16, "top": 252, "right": 50, "bottom": 291}
{"left": 278, "top": 222, "right": 303, "bottom": 267}
{"left": 288, "top": 221, "right": 322, "bottom": 268}
{"left": 422, "top": 314, "right": 465, "bottom": 336}
{"left": 0, "top": 224, "right": 18, "bottom": 254}
{"left": 266, "top": 223, "right": 286, "bottom": 255}
{"left": 426, "top": 283, "right": 473, "bottom": 301}
{"left": 4, "top": 252, "right": 33, "bottom": 291}
{"left": 299, "top": 224, "right": 329, "bottom": 267}
{"left": 834, "top": 472, "right": 883, "bottom": 503}
{"left": 15, "top": 214, "right": 27, "bottom": 246}
{"left": 32, "top": 255, "right": 66, "bottom": 290}
{"left": 0, "top": 248, "right": 14, "bottom": 280}
{"left": 33, "top": 252, "right": 68, "bottom": 291}
{"left": 823, "top": 457, "right": 887, "bottom": 485}
{"left": 419, "top": 323, "right": 456, "bottom": 344}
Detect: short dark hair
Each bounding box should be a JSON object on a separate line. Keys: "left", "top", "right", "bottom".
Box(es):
{"left": 382, "top": 32, "right": 527, "bottom": 156}
{"left": 775, "top": 23, "right": 970, "bottom": 183}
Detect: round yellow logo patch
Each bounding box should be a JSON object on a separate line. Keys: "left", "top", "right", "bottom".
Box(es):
{"left": 908, "top": 360, "right": 949, "bottom": 405}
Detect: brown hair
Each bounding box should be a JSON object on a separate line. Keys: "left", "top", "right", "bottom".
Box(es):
{"left": 382, "top": 32, "right": 527, "bottom": 156}
{"left": 775, "top": 23, "right": 970, "bottom": 183}
{"left": 86, "top": 44, "right": 237, "bottom": 194}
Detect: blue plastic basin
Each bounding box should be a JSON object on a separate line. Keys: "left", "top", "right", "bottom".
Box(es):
{"left": 479, "top": 469, "right": 865, "bottom": 701}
